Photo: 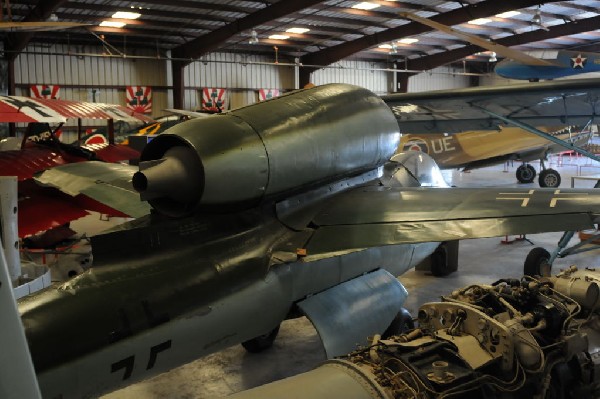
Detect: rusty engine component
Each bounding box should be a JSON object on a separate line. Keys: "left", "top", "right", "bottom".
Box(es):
{"left": 230, "top": 266, "right": 600, "bottom": 399}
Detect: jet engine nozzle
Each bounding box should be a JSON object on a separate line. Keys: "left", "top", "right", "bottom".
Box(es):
{"left": 137, "top": 83, "right": 400, "bottom": 217}
{"left": 134, "top": 145, "right": 204, "bottom": 217}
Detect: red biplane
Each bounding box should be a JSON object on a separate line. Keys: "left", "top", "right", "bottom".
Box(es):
{"left": 0, "top": 95, "right": 153, "bottom": 240}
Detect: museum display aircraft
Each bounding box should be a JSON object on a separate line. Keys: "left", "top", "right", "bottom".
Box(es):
{"left": 398, "top": 125, "right": 592, "bottom": 187}
{"left": 7, "top": 80, "right": 600, "bottom": 398}
{"left": 399, "top": 11, "right": 600, "bottom": 82}
{"left": 0, "top": 95, "right": 152, "bottom": 238}
{"left": 76, "top": 109, "right": 209, "bottom": 151}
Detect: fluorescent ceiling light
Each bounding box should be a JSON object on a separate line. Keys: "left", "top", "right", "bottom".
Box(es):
{"left": 286, "top": 27, "right": 310, "bottom": 34}
{"left": 352, "top": 2, "right": 380, "bottom": 10}
{"left": 100, "top": 21, "right": 126, "bottom": 28}
{"left": 378, "top": 44, "right": 392, "bottom": 49}
{"left": 496, "top": 11, "right": 520, "bottom": 18}
{"left": 112, "top": 11, "right": 141, "bottom": 19}
{"left": 398, "top": 38, "right": 418, "bottom": 44}
{"left": 269, "top": 34, "right": 289, "bottom": 40}
{"left": 468, "top": 18, "right": 491, "bottom": 25}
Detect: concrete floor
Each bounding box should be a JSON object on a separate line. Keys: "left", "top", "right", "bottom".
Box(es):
{"left": 100, "top": 155, "right": 600, "bottom": 399}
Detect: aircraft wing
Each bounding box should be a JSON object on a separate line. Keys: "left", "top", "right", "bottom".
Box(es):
{"left": 163, "top": 109, "right": 211, "bottom": 118}
{"left": 0, "top": 96, "right": 154, "bottom": 123}
{"left": 33, "top": 161, "right": 150, "bottom": 218}
{"left": 381, "top": 78, "right": 600, "bottom": 133}
{"left": 303, "top": 186, "right": 600, "bottom": 255}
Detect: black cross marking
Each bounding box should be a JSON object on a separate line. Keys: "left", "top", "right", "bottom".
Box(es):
{"left": 146, "top": 340, "right": 172, "bottom": 370}
{"left": 2, "top": 97, "right": 54, "bottom": 118}
{"left": 111, "top": 355, "right": 135, "bottom": 380}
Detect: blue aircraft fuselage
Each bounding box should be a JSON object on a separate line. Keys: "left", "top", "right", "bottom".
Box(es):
{"left": 495, "top": 51, "right": 600, "bottom": 80}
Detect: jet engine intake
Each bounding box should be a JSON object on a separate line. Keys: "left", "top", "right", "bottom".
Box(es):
{"left": 134, "top": 84, "right": 400, "bottom": 217}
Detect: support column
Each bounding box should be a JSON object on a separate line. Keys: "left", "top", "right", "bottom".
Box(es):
{"left": 294, "top": 58, "right": 300, "bottom": 90}
{"left": 0, "top": 176, "right": 20, "bottom": 285}
{"left": 6, "top": 57, "right": 15, "bottom": 137}
{"left": 299, "top": 67, "right": 312, "bottom": 88}
{"left": 0, "top": 234, "right": 41, "bottom": 399}
{"left": 396, "top": 72, "right": 410, "bottom": 93}
{"left": 172, "top": 60, "right": 185, "bottom": 109}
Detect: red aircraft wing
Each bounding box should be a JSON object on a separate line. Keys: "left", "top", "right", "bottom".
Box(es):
{"left": 0, "top": 96, "right": 150, "bottom": 239}
{"left": 0, "top": 96, "right": 153, "bottom": 123}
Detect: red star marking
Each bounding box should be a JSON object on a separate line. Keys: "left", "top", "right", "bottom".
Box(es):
{"left": 571, "top": 53, "right": 587, "bottom": 68}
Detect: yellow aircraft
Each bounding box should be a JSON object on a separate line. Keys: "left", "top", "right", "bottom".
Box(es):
{"left": 399, "top": 126, "right": 592, "bottom": 187}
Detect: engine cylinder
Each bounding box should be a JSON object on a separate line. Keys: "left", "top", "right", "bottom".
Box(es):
{"left": 135, "top": 84, "right": 400, "bottom": 217}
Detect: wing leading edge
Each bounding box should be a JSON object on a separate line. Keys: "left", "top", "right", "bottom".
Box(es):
{"left": 34, "top": 161, "right": 150, "bottom": 218}
{"left": 382, "top": 78, "right": 600, "bottom": 133}
{"left": 304, "top": 186, "right": 600, "bottom": 255}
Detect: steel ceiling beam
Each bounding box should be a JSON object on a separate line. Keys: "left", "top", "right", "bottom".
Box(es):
{"left": 406, "top": 14, "right": 600, "bottom": 72}
{"left": 299, "top": 0, "right": 556, "bottom": 85}
{"left": 4, "top": 0, "right": 69, "bottom": 61}
{"left": 171, "top": 0, "right": 325, "bottom": 63}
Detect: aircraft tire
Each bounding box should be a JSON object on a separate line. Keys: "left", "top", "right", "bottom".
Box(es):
{"left": 538, "top": 168, "right": 561, "bottom": 188}
{"left": 382, "top": 308, "right": 414, "bottom": 338}
{"left": 241, "top": 325, "right": 280, "bottom": 353}
{"left": 524, "top": 247, "right": 551, "bottom": 277}
{"left": 430, "top": 245, "right": 451, "bottom": 277}
{"left": 516, "top": 164, "right": 536, "bottom": 183}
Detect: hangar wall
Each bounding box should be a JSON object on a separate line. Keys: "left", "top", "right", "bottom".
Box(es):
{"left": 14, "top": 43, "right": 169, "bottom": 120}
{"left": 408, "top": 66, "right": 471, "bottom": 92}
{"left": 181, "top": 52, "right": 295, "bottom": 110}
{"left": 310, "top": 60, "right": 389, "bottom": 94}
{"left": 13, "top": 44, "right": 470, "bottom": 142}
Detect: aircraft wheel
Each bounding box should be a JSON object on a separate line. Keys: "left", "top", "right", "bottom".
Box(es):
{"left": 516, "top": 164, "right": 536, "bottom": 183}
{"left": 538, "top": 168, "right": 561, "bottom": 188}
{"left": 430, "top": 245, "right": 451, "bottom": 277}
{"left": 241, "top": 325, "right": 280, "bottom": 353}
{"left": 382, "top": 308, "right": 414, "bottom": 338}
{"left": 524, "top": 247, "right": 552, "bottom": 277}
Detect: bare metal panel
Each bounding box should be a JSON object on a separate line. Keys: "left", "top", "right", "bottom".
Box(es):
{"left": 298, "top": 269, "right": 408, "bottom": 358}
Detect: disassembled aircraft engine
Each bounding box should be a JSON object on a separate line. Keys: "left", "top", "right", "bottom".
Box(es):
{"left": 230, "top": 266, "right": 600, "bottom": 399}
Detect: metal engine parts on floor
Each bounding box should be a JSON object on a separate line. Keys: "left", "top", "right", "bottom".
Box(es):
{"left": 230, "top": 266, "right": 600, "bottom": 399}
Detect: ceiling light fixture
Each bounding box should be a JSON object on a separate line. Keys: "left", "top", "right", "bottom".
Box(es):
{"left": 378, "top": 44, "right": 392, "bottom": 49}
{"left": 468, "top": 18, "right": 491, "bottom": 25}
{"left": 268, "top": 34, "right": 289, "bottom": 40}
{"left": 286, "top": 27, "right": 310, "bottom": 34}
{"left": 496, "top": 11, "right": 520, "bottom": 18}
{"left": 489, "top": 52, "right": 497, "bottom": 62}
{"left": 249, "top": 30, "right": 259, "bottom": 44}
{"left": 100, "top": 21, "right": 126, "bottom": 28}
{"left": 112, "top": 11, "right": 141, "bottom": 19}
{"left": 390, "top": 42, "right": 398, "bottom": 55}
{"left": 398, "top": 38, "right": 418, "bottom": 44}
{"left": 352, "top": 2, "right": 380, "bottom": 10}
{"left": 532, "top": 8, "right": 542, "bottom": 25}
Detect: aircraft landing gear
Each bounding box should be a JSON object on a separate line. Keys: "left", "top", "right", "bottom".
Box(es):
{"left": 516, "top": 162, "right": 561, "bottom": 187}
{"left": 382, "top": 308, "right": 414, "bottom": 338}
{"left": 430, "top": 241, "right": 459, "bottom": 277}
{"left": 516, "top": 164, "right": 536, "bottom": 183}
{"left": 241, "top": 325, "right": 280, "bottom": 353}
{"left": 538, "top": 168, "right": 561, "bottom": 188}
{"left": 524, "top": 247, "right": 552, "bottom": 276}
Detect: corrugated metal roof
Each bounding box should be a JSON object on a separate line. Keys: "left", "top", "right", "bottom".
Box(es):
{"left": 2, "top": 0, "right": 600, "bottom": 71}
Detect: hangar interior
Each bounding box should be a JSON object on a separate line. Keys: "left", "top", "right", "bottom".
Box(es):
{"left": 2, "top": 1, "right": 600, "bottom": 398}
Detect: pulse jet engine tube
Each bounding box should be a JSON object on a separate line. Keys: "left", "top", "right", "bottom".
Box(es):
{"left": 133, "top": 84, "right": 400, "bottom": 217}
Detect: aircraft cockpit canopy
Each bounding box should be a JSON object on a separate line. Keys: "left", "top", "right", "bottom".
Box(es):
{"left": 383, "top": 152, "right": 449, "bottom": 188}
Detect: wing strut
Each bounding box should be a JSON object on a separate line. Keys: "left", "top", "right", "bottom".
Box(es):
{"left": 472, "top": 104, "right": 600, "bottom": 163}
